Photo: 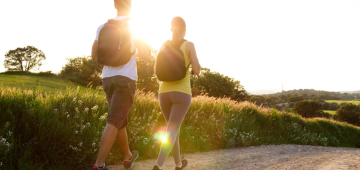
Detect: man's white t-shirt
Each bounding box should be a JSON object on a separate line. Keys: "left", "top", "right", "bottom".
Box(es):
{"left": 95, "top": 16, "right": 137, "bottom": 80}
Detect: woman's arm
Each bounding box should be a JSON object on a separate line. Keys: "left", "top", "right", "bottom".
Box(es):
{"left": 186, "top": 42, "right": 201, "bottom": 75}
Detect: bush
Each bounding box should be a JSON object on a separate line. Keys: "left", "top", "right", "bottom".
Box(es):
{"left": 294, "top": 100, "right": 330, "bottom": 118}
{"left": 287, "top": 96, "right": 304, "bottom": 103}
{"left": 333, "top": 103, "right": 360, "bottom": 126}
{"left": 322, "top": 102, "right": 330, "bottom": 110}
{"left": 330, "top": 102, "right": 339, "bottom": 110}
{"left": 38, "top": 70, "right": 56, "bottom": 76}
{"left": 1, "top": 86, "right": 360, "bottom": 169}
{"left": 60, "top": 56, "right": 103, "bottom": 87}
{"left": 191, "top": 68, "right": 249, "bottom": 101}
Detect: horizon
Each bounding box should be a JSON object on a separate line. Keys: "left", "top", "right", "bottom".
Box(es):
{"left": 1, "top": 0, "right": 359, "bottom": 92}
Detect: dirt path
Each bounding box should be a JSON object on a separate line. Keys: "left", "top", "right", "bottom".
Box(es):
{"left": 108, "top": 145, "right": 360, "bottom": 170}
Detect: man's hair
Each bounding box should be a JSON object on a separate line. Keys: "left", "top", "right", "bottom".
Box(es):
{"left": 114, "top": 0, "right": 131, "bottom": 12}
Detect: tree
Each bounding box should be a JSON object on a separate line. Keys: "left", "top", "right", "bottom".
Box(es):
{"left": 333, "top": 103, "right": 360, "bottom": 126}
{"left": 59, "top": 46, "right": 159, "bottom": 90}
{"left": 4, "top": 46, "right": 46, "bottom": 71}
{"left": 287, "top": 96, "right": 304, "bottom": 103}
{"left": 293, "top": 100, "right": 330, "bottom": 118}
{"left": 249, "top": 96, "right": 264, "bottom": 105}
{"left": 265, "top": 97, "right": 273, "bottom": 104}
{"left": 136, "top": 46, "right": 159, "bottom": 93}
{"left": 280, "top": 95, "right": 287, "bottom": 102}
{"left": 60, "top": 56, "right": 103, "bottom": 87}
{"left": 322, "top": 102, "right": 330, "bottom": 110}
{"left": 191, "top": 68, "right": 249, "bottom": 101}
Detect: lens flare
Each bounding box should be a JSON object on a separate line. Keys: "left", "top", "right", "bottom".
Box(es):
{"left": 155, "top": 127, "right": 169, "bottom": 144}
{"left": 162, "top": 137, "right": 168, "bottom": 143}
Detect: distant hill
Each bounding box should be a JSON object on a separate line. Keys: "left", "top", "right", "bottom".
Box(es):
{"left": 259, "top": 89, "right": 360, "bottom": 101}
{"left": 339, "top": 90, "right": 360, "bottom": 94}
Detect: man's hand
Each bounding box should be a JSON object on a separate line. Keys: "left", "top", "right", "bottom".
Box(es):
{"left": 135, "top": 39, "right": 150, "bottom": 62}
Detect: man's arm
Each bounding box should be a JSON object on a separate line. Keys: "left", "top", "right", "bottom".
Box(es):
{"left": 135, "top": 39, "right": 150, "bottom": 62}
{"left": 91, "top": 40, "right": 98, "bottom": 61}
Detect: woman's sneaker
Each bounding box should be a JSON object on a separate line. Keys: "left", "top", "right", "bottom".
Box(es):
{"left": 152, "top": 165, "right": 161, "bottom": 170}
{"left": 124, "top": 150, "right": 139, "bottom": 169}
{"left": 175, "top": 158, "right": 188, "bottom": 170}
{"left": 92, "top": 164, "right": 109, "bottom": 170}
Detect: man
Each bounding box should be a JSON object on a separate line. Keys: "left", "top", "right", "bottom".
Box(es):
{"left": 91, "top": 0, "right": 150, "bottom": 169}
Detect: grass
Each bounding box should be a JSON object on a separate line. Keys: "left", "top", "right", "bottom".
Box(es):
{"left": 323, "top": 110, "right": 336, "bottom": 115}
{"left": 1, "top": 74, "right": 360, "bottom": 169}
{"left": 0, "top": 72, "right": 80, "bottom": 93}
{"left": 325, "top": 100, "right": 360, "bottom": 105}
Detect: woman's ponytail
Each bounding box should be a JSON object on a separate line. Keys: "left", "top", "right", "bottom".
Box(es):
{"left": 172, "top": 28, "right": 182, "bottom": 46}
{"left": 171, "top": 17, "right": 186, "bottom": 47}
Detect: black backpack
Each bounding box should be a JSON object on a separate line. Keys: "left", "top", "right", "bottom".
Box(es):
{"left": 97, "top": 19, "right": 135, "bottom": 67}
{"left": 156, "top": 39, "right": 190, "bottom": 81}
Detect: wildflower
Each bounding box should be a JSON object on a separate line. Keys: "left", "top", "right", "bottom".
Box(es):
{"left": 81, "top": 125, "right": 86, "bottom": 130}
{"left": 79, "top": 142, "right": 83, "bottom": 146}
{"left": 0, "top": 138, "right": 6, "bottom": 145}
{"left": 75, "top": 108, "right": 79, "bottom": 113}
{"left": 92, "top": 105, "right": 98, "bottom": 111}
{"left": 73, "top": 97, "right": 77, "bottom": 102}
{"left": 7, "top": 131, "right": 12, "bottom": 136}
{"left": 94, "top": 149, "right": 97, "bottom": 152}
{"left": 67, "top": 114, "right": 70, "bottom": 118}
{"left": 54, "top": 109, "right": 57, "bottom": 112}
{"left": 75, "top": 131, "right": 78, "bottom": 134}
{"left": 0, "top": 162, "right": 2, "bottom": 166}
{"left": 92, "top": 143, "right": 96, "bottom": 147}
{"left": 84, "top": 108, "right": 89, "bottom": 112}
{"left": 86, "top": 122, "right": 90, "bottom": 127}
{"left": 78, "top": 100, "right": 82, "bottom": 104}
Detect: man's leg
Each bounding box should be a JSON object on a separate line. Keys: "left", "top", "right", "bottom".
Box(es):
{"left": 116, "top": 127, "right": 132, "bottom": 160}
{"left": 95, "top": 123, "right": 118, "bottom": 167}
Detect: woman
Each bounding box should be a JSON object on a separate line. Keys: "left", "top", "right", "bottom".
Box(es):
{"left": 153, "top": 16, "right": 201, "bottom": 170}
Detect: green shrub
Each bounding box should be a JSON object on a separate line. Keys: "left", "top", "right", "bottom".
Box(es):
{"left": 0, "top": 86, "right": 359, "bottom": 169}
{"left": 294, "top": 100, "right": 330, "bottom": 118}
{"left": 333, "top": 103, "right": 360, "bottom": 126}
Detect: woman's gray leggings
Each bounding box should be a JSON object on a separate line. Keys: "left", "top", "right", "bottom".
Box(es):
{"left": 156, "top": 92, "right": 192, "bottom": 166}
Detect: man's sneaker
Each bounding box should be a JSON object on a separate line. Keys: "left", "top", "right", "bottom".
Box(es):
{"left": 175, "top": 157, "right": 188, "bottom": 170}
{"left": 124, "top": 150, "right": 139, "bottom": 169}
{"left": 152, "top": 165, "right": 161, "bottom": 170}
{"left": 92, "top": 164, "right": 110, "bottom": 170}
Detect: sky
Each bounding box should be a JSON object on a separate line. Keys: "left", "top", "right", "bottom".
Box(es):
{"left": 1, "top": 0, "right": 359, "bottom": 93}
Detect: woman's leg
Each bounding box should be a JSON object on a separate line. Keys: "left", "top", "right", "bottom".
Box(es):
{"left": 159, "top": 93, "right": 181, "bottom": 165}
{"left": 172, "top": 133, "right": 181, "bottom": 165}
{"left": 156, "top": 92, "right": 191, "bottom": 167}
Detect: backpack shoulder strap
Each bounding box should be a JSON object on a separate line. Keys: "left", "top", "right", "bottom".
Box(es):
{"left": 107, "top": 18, "right": 131, "bottom": 27}
{"left": 177, "top": 39, "right": 187, "bottom": 49}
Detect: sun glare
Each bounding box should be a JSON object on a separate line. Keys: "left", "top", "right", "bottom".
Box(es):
{"left": 130, "top": 4, "right": 174, "bottom": 50}
{"left": 154, "top": 128, "right": 169, "bottom": 144}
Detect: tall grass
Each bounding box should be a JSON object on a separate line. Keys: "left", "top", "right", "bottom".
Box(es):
{"left": 1, "top": 86, "right": 360, "bottom": 169}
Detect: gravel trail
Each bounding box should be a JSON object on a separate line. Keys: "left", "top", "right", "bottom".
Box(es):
{"left": 108, "top": 145, "right": 360, "bottom": 170}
